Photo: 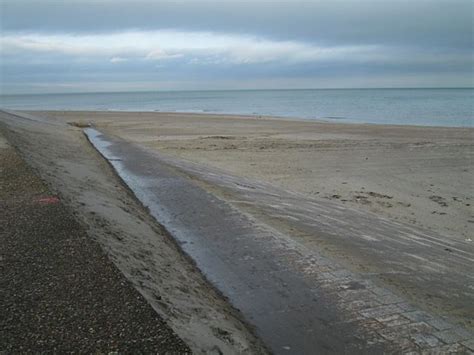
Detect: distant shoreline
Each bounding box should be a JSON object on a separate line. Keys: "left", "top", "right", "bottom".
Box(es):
{"left": 1, "top": 88, "right": 472, "bottom": 127}
{"left": 2, "top": 87, "right": 473, "bottom": 97}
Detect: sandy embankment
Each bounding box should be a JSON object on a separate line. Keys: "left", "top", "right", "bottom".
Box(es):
{"left": 0, "top": 132, "right": 190, "bottom": 353}
{"left": 0, "top": 111, "right": 267, "bottom": 354}
{"left": 38, "top": 110, "right": 473, "bottom": 242}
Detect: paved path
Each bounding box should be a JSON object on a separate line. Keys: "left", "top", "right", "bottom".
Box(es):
{"left": 148, "top": 137, "right": 474, "bottom": 324}
{"left": 86, "top": 128, "right": 474, "bottom": 354}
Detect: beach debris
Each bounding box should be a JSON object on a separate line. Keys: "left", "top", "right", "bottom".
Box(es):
{"left": 377, "top": 201, "right": 393, "bottom": 208}
{"left": 201, "top": 135, "right": 235, "bottom": 140}
{"left": 429, "top": 195, "right": 448, "bottom": 207}
{"left": 367, "top": 191, "right": 393, "bottom": 199}
{"left": 36, "top": 196, "right": 60, "bottom": 204}
{"left": 68, "top": 121, "right": 91, "bottom": 128}
{"left": 353, "top": 195, "right": 371, "bottom": 205}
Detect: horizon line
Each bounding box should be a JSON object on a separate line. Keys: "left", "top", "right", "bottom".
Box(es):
{"left": 1, "top": 86, "right": 473, "bottom": 97}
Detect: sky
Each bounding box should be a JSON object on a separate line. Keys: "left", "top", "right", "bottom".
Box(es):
{"left": 0, "top": 0, "right": 473, "bottom": 94}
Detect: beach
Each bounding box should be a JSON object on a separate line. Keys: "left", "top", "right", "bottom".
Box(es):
{"left": 39, "top": 110, "right": 473, "bottom": 242}
{"left": 0, "top": 110, "right": 268, "bottom": 354}
{"left": 2, "top": 109, "right": 473, "bottom": 353}
{"left": 3, "top": 0, "right": 473, "bottom": 351}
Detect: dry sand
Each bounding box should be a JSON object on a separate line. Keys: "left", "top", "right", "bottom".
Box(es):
{"left": 37, "top": 110, "right": 474, "bottom": 242}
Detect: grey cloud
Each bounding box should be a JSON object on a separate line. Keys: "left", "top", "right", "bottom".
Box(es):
{"left": 2, "top": 0, "right": 472, "bottom": 49}
{"left": 1, "top": 0, "right": 472, "bottom": 94}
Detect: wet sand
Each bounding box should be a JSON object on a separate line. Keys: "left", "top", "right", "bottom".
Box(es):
{"left": 38, "top": 110, "right": 473, "bottom": 242}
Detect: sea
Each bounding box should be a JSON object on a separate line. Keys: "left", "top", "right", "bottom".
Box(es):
{"left": 1, "top": 88, "right": 472, "bottom": 127}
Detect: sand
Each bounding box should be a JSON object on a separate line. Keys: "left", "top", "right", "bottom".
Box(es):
{"left": 3, "top": 110, "right": 473, "bottom": 351}
{"left": 0, "top": 111, "right": 267, "bottom": 354}
{"left": 37, "top": 110, "right": 473, "bottom": 242}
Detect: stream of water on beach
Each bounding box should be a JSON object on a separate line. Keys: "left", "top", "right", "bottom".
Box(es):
{"left": 1, "top": 88, "right": 472, "bottom": 127}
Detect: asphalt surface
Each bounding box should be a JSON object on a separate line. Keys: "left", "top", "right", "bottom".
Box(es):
{"left": 0, "top": 132, "right": 190, "bottom": 353}
{"left": 86, "top": 127, "right": 474, "bottom": 354}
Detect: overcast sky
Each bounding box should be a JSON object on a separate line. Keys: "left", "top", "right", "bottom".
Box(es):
{"left": 1, "top": 0, "right": 472, "bottom": 94}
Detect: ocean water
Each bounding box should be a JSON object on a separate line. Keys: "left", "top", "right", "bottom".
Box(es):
{"left": 1, "top": 88, "right": 472, "bottom": 127}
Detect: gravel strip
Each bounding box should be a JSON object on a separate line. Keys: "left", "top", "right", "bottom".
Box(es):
{"left": 0, "top": 136, "right": 190, "bottom": 353}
